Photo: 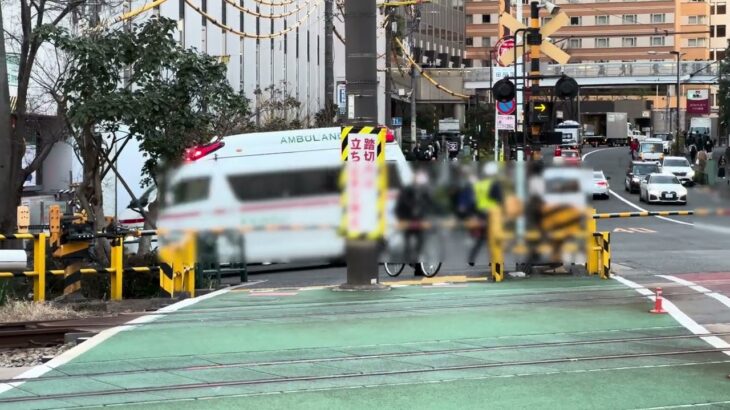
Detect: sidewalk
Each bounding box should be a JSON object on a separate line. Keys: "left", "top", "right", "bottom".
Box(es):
{"left": 1, "top": 276, "right": 729, "bottom": 409}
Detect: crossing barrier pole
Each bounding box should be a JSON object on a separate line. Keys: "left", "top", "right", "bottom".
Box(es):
{"left": 585, "top": 208, "right": 600, "bottom": 276}
{"left": 33, "top": 234, "right": 46, "bottom": 302}
{"left": 183, "top": 232, "right": 196, "bottom": 297}
{"left": 600, "top": 231, "right": 611, "bottom": 279}
{"left": 109, "top": 237, "right": 124, "bottom": 301}
{"left": 489, "top": 207, "right": 505, "bottom": 282}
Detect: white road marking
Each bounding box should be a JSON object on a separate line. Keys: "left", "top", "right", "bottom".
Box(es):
{"left": 657, "top": 275, "right": 730, "bottom": 310}
{"left": 0, "top": 280, "right": 265, "bottom": 395}
{"left": 613, "top": 275, "right": 730, "bottom": 355}
{"left": 581, "top": 147, "right": 617, "bottom": 161}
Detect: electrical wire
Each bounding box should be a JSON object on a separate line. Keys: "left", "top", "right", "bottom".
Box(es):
{"left": 184, "top": 0, "right": 320, "bottom": 39}
{"left": 221, "top": 0, "right": 312, "bottom": 19}
{"left": 394, "top": 36, "right": 469, "bottom": 99}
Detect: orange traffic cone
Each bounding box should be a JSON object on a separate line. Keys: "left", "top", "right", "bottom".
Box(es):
{"left": 650, "top": 287, "right": 667, "bottom": 314}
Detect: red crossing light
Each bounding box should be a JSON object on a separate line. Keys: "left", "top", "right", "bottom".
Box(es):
{"left": 184, "top": 140, "right": 225, "bottom": 162}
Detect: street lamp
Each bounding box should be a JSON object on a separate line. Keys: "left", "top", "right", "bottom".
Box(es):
{"left": 649, "top": 50, "right": 685, "bottom": 150}
{"left": 669, "top": 50, "right": 682, "bottom": 143}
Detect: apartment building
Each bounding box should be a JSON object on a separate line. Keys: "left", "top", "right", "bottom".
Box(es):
{"left": 465, "top": 0, "right": 711, "bottom": 66}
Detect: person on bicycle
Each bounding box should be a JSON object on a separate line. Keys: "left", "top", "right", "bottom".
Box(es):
{"left": 467, "top": 162, "right": 504, "bottom": 267}
{"left": 395, "top": 169, "right": 435, "bottom": 269}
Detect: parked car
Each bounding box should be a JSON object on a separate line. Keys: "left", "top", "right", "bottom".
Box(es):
{"left": 625, "top": 161, "right": 660, "bottom": 194}
{"left": 592, "top": 170, "right": 610, "bottom": 199}
{"left": 660, "top": 156, "right": 694, "bottom": 186}
{"left": 639, "top": 173, "right": 687, "bottom": 205}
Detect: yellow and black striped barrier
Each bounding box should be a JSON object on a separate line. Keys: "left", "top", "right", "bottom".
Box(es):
{"left": 0, "top": 233, "right": 46, "bottom": 302}
{"left": 593, "top": 208, "right": 730, "bottom": 219}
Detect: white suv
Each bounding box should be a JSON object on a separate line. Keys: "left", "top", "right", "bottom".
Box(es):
{"left": 661, "top": 156, "right": 695, "bottom": 186}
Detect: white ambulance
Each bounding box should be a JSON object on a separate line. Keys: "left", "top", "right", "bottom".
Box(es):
{"left": 157, "top": 127, "right": 412, "bottom": 266}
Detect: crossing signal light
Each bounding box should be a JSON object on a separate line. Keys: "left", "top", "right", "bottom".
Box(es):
{"left": 492, "top": 78, "right": 516, "bottom": 102}
{"left": 555, "top": 75, "right": 579, "bottom": 99}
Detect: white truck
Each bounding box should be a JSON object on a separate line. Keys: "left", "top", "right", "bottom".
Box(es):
{"left": 555, "top": 120, "right": 581, "bottom": 147}
{"left": 688, "top": 117, "right": 712, "bottom": 139}
{"left": 581, "top": 112, "right": 629, "bottom": 146}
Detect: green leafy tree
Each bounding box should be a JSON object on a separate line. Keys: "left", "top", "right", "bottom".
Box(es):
{"left": 45, "top": 17, "right": 249, "bottom": 255}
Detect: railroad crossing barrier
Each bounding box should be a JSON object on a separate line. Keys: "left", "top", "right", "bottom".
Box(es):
{"left": 0, "top": 233, "right": 46, "bottom": 302}
{"left": 157, "top": 232, "right": 197, "bottom": 298}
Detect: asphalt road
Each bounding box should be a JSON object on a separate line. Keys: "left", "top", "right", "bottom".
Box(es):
{"left": 242, "top": 147, "right": 729, "bottom": 288}
{"left": 583, "top": 146, "right": 730, "bottom": 275}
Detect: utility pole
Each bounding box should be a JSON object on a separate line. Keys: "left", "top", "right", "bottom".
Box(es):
{"left": 408, "top": 6, "right": 421, "bottom": 145}
{"left": 384, "top": 7, "right": 393, "bottom": 129}
{"left": 341, "top": 0, "right": 380, "bottom": 289}
{"left": 324, "top": 0, "right": 334, "bottom": 118}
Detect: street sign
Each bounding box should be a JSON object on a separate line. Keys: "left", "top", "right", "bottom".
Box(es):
{"left": 392, "top": 117, "right": 402, "bottom": 127}
{"left": 556, "top": 110, "right": 563, "bottom": 119}
{"left": 340, "top": 127, "right": 387, "bottom": 240}
{"left": 498, "top": 12, "right": 571, "bottom": 65}
{"left": 494, "top": 37, "right": 515, "bottom": 67}
{"left": 497, "top": 99, "right": 516, "bottom": 115}
{"left": 492, "top": 66, "right": 513, "bottom": 87}
{"left": 347, "top": 94, "right": 355, "bottom": 119}
{"left": 337, "top": 83, "right": 347, "bottom": 115}
{"left": 530, "top": 101, "right": 553, "bottom": 124}
{"left": 497, "top": 114, "right": 516, "bottom": 131}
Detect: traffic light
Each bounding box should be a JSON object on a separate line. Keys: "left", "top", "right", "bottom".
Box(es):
{"left": 492, "top": 78, "right": 516, "bottom": 102}
{"left": 554, "top": 75, "right": 579, "bottom": 99}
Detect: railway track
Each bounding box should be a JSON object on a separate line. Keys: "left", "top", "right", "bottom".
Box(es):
{"left": 0, "top": 345, "right": 728, "bottom": 404}
{"left": 0, "top": 315, "right": 141, "bottom": 349}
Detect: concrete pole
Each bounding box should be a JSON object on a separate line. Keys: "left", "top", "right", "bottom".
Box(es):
{"left": 325, "top": 0, "right": 334, "bottom": 115}
{"left": 341, "top": 0, "right": 381, "bottom": 289}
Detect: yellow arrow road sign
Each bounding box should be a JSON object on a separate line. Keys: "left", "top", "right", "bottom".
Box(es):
{"left": 498, "top": 11, "right": 571, "bottom": 66}
{"left": 535, "top": 103, "right": 547, "bottom": 112}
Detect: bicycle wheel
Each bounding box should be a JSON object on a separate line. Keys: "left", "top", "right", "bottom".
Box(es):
{"left": 419, "top": 261, "right": 442, "bottom": 277}
{"left": 384, "top": 262, "right": 406, "bottom": 277}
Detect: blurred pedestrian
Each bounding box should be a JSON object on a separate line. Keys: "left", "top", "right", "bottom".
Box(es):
{"left": 690, "top": 144, "right": 698, "bottom": 165}
{"left": 630, "top": 138, "right": 639, "bottom": 160}
{"left": 395, "top": 169, "right": 435, "bottom": 266}
{"left": 467, "top": 162, "right": 504, "bottom": 267}
{"left": 718, "top": 155, "right": 726, "bottom": 180}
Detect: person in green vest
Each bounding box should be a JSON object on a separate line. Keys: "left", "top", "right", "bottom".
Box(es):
{"left": 468, "top": 162, "right": 504, "bottom": 267}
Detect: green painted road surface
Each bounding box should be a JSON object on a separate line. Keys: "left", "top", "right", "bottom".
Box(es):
{"left": 1, "top": 277, "right": 729, "bottom": 409}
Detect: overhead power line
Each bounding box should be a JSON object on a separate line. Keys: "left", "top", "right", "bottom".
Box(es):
{"left": 394, "top": 36, "right": 469, "bottom": 100}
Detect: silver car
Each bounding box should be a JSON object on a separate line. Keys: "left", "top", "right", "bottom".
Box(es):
{"left": 639, "top": 173, "right": 688, "bottom": 205}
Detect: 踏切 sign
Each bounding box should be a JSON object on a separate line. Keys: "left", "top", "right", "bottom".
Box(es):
{"left": 340, "top": 126, "right": 387, "bottom": 239}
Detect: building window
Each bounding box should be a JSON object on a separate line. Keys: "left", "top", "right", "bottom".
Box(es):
{"left": 542, "top": 17, "right": 552, "bottom": 25}
{"left": 622, "top": 14, "right": 638, "bottom": 24}
{"left": 482, "top": 14, "right": 491, "bottom": 23}
{"left": 688, "top": 15, "right": 707, "bottom": 25}
{"left": 688, "top": 38, "right": 706, "bottom": 47}
{"left": 622, "top": 37, "right": 637, "bottom": 47}
{"left": 465, "top": 37, "right": 473, "bottom": 46}
{"left": 569, "top": 38, "right": 582, "bottom": 48}
{"left": 651, "top": 36, "right": 665, "bottom": 46}
{"left": 595, "top": 15, "right": 609, "bottom": 25}
{"left": 570, "top": 16, "right": 581, "bottom": 26}
{"left": 718, "top": 25, "right": 727, "bottom": 37}
{"left": 718, "top": 5, "right": 727, "bottom": 14}
{"left": 651, "top": 13, "right": 665, "bottom": 24}
{"left": 596, "top": 37, "right": 609, "bottom": 48}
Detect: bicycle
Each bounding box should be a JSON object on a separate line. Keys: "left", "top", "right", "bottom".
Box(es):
{"left": 382, "top": 223, "right": 444, "bottom": 278}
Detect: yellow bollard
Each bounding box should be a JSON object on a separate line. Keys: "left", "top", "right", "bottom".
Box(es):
{"left": 489, "top": 208, "right": 504, "bottom": 282}
{"left": 600, "top": 231, "right": 611, "bottom": 279}
{"left": 182, "top": 232, "right": 196, "bottom": 297}
{"left": 585, "top": 208, "right": 600, "bottom": 276}
{"left": 33, "top": 234, "right": 46, "bottom": 302}
{"left": 109, "top": 237, "right": 124, "bottom": 301}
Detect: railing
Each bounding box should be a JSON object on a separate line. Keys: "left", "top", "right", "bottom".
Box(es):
{"left": 463, "top": 61, "right": 718, "bottom": 82}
